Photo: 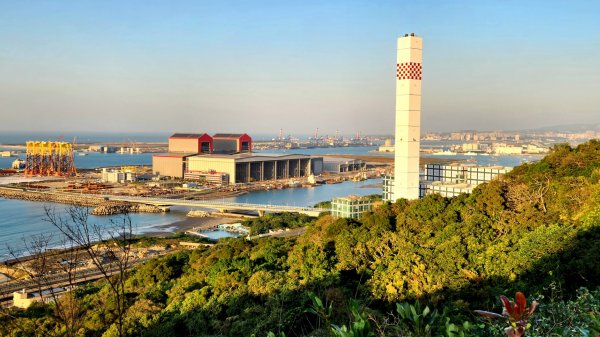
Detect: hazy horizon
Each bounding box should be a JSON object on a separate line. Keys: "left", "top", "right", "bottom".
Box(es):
{"left": 1, "top": 1, "right": 599, "bottom": 135}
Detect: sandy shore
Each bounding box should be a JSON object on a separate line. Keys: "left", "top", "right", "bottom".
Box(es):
{"left": 140, "top": 215, "right": 243, "bottom": 238}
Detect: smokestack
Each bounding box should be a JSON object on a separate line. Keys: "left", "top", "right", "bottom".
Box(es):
{"left": 392, "top": 33, "right": 422, "bottom": 200}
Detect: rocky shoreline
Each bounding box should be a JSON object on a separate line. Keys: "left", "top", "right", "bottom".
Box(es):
{"left": 0, "top": 187, "right": 167, "bottom": 215}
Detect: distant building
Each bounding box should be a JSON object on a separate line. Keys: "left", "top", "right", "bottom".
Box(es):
{"left": 524, "top": 144, "right": 548, "bottom": 154}
{"left": 186, "top": 153, "right": 323, "bottom": 185}
{"left": 153, "top": 133, "right": 257, "bottom": 179}
{"left": 152, "top": 153, "right": 192, "bottom": 179}
{"left": 13, "top": 289, "right": 60, "bottom": 309}
{"left": 384, "top": 164, "right": 512, "bottom": 201}
{"left": 323, "top": 157, "right": 366, "bottom": 173}
{"left": 101, "top": 168, "right": 137, "bottom": 183}
{"left": 419, "top": 164, "right": 512, "bottom": 198}
{"left": 378, "top": 139, "right": 395, "bottom": 152}
{"left": 168, "top": 133, "right": 213, "bottom": 154}
{"left": 331, "top": 195, "right": 373, "bottom": 219}
{"left": 495, "top": 145, "right": 523, "bottom": 155}
{"left": 462, "top": 143, "right": 480, "bottom": 151}
{"left": 89, "top": 146, "right": 117, "bottom": 153}
{"left": 11, "top": 158, "right": 25, "bottom": 170}
{"left": 212, "top": 133, "right": 252, "bottom": 154}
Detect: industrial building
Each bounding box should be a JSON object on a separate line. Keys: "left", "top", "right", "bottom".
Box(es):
{"left": 383, "top": 34, "right": 514, "bottom": 202}
{"left": 186, "top": 153, "right": 323, "bottom": 185}
{"left": 323, "top": 157, "right": 366, "bottom": 173}
{"left": 393, "top": 33, "right": 422, "bottom": 201}
{"left": 168, "top": 133, "right": 214, "bottom": 154}
{"left": 153, "top": 133, "right": 255, "bottom": 179}
{"left": 213, "top": 133, "right": 252, "bottom": 154}
{"left": 153, "top": 153, "right": 193, "bottom": 179}
{"left": 331, "top": 195, "right": 373, "bottom": 219}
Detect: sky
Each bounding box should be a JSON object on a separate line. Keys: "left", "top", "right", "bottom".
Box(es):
{"left": 0, "top": 0, "right": 599, "bottom": 136}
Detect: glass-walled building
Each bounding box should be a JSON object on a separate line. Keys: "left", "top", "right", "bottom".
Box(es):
{"left": 331, "top": 195, "right": 373, "bottom": 220}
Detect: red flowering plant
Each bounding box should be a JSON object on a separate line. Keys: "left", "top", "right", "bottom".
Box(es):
{"left": 475, "top": 292, "right": 539, "bottom": 337}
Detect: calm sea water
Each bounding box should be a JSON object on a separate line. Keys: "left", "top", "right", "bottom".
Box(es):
{"left": 223, "top": 178, "right": 383, "bottom": 207}
{"left": 0, "top": 198, "right": 187, "bottom": 260}
{"left": 0, "top": 152, "right": 154, "bottom": 170}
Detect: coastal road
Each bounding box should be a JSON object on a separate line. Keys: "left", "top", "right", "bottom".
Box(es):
{"left": 0, "top": 256, "right": 157, "bottom": 304}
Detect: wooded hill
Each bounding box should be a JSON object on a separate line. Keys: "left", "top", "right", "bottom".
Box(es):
{"left": 3, "top": 140, "right": 600, "bottom": 337}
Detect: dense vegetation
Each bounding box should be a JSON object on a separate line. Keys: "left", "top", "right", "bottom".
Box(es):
{"left": 242, "top": 212, "right": 316, "bottom": 235}
{"left": 3, "top": 141, "right": 600, "bottom": 336}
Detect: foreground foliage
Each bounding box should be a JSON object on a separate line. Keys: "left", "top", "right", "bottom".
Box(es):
{"left": 2, "top": 140, "right": 600, "bottom": 337}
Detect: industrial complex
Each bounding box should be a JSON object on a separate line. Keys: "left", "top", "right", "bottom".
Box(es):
{"left": 153, "top": 133, "right": 326, "bottom": 185}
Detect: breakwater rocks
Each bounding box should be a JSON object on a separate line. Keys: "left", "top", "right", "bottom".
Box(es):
{"left": 0, "top": 187, "right": 167, "bottom": 215}
{"left": 90, "top": 202, "right": 167, "bottom": 216}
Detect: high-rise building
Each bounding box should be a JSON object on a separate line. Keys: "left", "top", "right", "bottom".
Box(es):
{"left": 393, "top": 33, "right": 422, "bottom": 200}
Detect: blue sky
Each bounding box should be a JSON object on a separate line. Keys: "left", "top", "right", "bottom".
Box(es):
{"left": 0, "top": 1, "right": 599, "bottom": 135}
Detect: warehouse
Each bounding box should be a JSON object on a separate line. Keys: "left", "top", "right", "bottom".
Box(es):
{"left": 168, "top": 133, "right": 213, "bottom": 153}
{"left": 152, "top": 153, "right": 194, "bottom": 178}
{"left": 153, "top": 133, "right": 214, "bottom": 178}
{"left": 323, "top": 157, "right": 366, "bottom": 173}
{"left": 212, "top": 133, "right": 252, "bottom": 154}
{"left": 186, "top": 154, "right": 323, "bottom": 185}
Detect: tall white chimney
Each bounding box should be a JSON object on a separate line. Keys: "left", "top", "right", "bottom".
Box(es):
{"left": 393, "top": 33, "right": 422, "bottom": 200}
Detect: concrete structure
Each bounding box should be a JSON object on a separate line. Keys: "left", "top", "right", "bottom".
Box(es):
{"left": 168, "top": 133, "right": 213, "bottom": 154}
{"left": 393, "top": 33, "right": 422, "bottom": 201}
{"left": 105, "top": 195, "right": 328, "bottom": 217}
{"left": 323, "top": 157, "right": 366, "bottom": 173}
{"left": 331, "top": 195, "right": 373, "bottom": 219}
{"left": 13, "top": 289, "right": 59, "bottom": 309}
{"left": 213, "top": 133, "right": 252, "bottom": 154}
{"left": 186, "top": 153, "right": 323, "bottom": 185}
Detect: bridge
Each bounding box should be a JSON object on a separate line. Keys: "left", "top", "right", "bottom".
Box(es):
{"left": 104, "top": 195, "right": 329, "bottom": 217}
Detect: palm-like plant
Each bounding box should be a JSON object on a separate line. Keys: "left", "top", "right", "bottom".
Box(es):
{"left": 475, "top": 292, "right": 539, "bottom": 337}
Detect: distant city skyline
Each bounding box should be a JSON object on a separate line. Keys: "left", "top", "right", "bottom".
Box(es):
{"left": 1, "top": 1, "right": 599, "bottom": 134}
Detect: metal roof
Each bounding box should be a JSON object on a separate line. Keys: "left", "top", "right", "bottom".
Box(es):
{"left": 170, "top": 133, "right": 210, "bottom": 138}
{"left": 213, "top": 133, "right": 246, "bottom": 138}
{"left": 188, "top": 153, "right": 321, "bottom": 162}
{"left": 153, "top": 152, "right": 196, "bottom": 158}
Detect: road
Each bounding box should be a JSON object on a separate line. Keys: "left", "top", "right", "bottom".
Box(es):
{"left": 0, "top": 256, "right": 156, "bottom": 304}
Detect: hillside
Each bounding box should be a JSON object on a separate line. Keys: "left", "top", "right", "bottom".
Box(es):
{"left": 2, "top": 141, "right": 600, "bottom": 337}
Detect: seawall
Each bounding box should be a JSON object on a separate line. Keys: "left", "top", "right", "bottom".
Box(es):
{"left": 0, "top": 187, "right": 167, "bottom": 215}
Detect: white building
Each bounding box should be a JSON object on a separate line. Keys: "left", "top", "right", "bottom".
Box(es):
{"left": 495, "top": 145, "right": 523, "bottom": 155}
{"left": 419, "top": 164, "right": 512, "bottom": 198}
{"left": 101, "top": 168, "right": 137, "bottom": 183}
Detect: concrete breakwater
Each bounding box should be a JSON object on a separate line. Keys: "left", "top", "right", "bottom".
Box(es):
{"left": 0, "top": 187, "right": 167, "bottom": 215}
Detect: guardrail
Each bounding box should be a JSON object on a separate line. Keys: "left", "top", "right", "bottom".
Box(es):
{"left": 105, "top": 195, "right": 329, "bottom": 213}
